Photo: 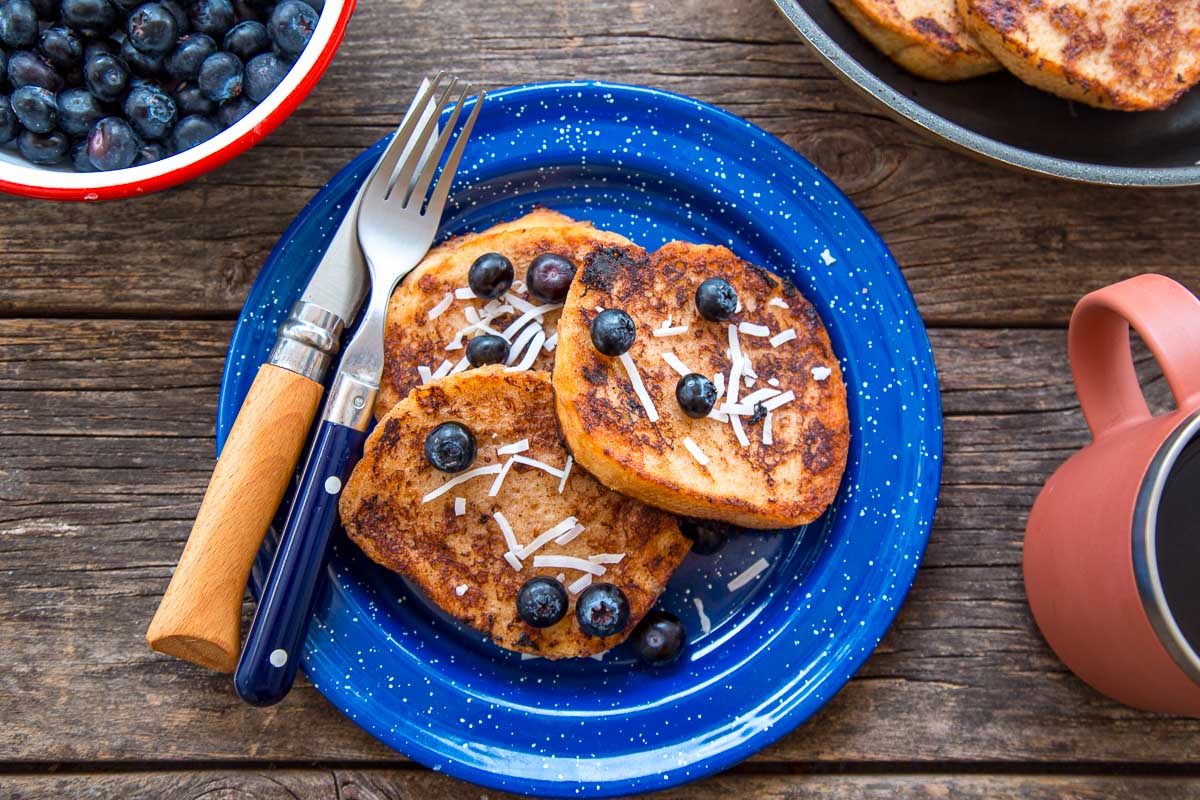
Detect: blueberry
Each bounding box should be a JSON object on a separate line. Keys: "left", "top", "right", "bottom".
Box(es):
{"left": 165, "top": 33, "right": 217, "bottom": 80}
{"left": 120, "top": 37, "right": 164, "bottom": 77}
{"left": 71, "top": 139, "right": 97, "bottom": 171}
{"left": 589, "top": 308, "right": 636, "bottom": 357}
{"left": 83, "top": 49, "right": 129, "bottom": 102}
{"left": 124, "top": 84, "right": 176, "bottom": 139}
{"left": 679, "top": 518, "right": 728, "bottom": 556}
{"left": 695, "top": 277, "right": 738, "bottom": 322}
{"left": 10, "top": 85, "right": 56, "bottom": 133}
{"left": 526, "top": 253, "right": 576, "bottom": 303}
{"left": 133, "top": 138, "right": 167, "bottom": 164}
{"left": 216, "top": 94, "right": 252, "bottom": 128}
{"left": 267, "top": 0, "right": 316, "bottom": 56}
{"left": 243, "top": 51, "right": 287, "bottom": 102}
{"left": 56, "top": 88, "right": 103, "bottom": 136}
{"left": 88, "top": 116, "right": 139, "bottom": 170}
{"left": 423, "top": 421, "right": 476, "bottom": 473}
{"left": 38, "top": 26, "right": 83, "bottom": 72}
{"left": 173, "top": 82, "right": 215, "bottom": 116}
{"left": 61, "top": 0, "right": 117, "bottom": 37}
{"left": 170, "top": 112, "right": 217, "bottom": 151}
{"left": 516, "top": 577, "right": 568, "bottom": 628}
{"left": 17, "top": 129, "right": 68, "bottom": 164}
{"left": 127, "top": 3, "right": 178, "bottom": 55}
{"left": 187, "top": 0, "right": 234, "bottom": 38}
{"left": 632, "top": 610, "right": 686, "bottom": 666}
{"left": 197, "top": 51, "right": 242, "bottom": 102}
{"left": 0, "top": 0, "right": 39, "bottom": 49}
{"left": 0, "top": 97, "right": 17, "bottom": 145}
{"left": 223, "top": 19, "right": 269, "bottom": 61}
{"left": 675, "top": 373, "right": 717, "bottom": 419}
{"left": 465, "top": 334, "right": 510, "bottom": 367}
{"left": 8, "top": 51, "right": 63, "bottom": 91}
{"left": 467, "top": 252, "right": 514, "bottom": 300}
{"left": 575, "top": 583, "right": 629, "bottom": 638}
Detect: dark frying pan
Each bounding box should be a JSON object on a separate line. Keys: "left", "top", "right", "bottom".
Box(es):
{"left": 772, "top": 0, "right": 1200, "bottom": 187}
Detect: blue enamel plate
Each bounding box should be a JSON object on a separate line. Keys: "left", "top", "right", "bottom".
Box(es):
{"left": 219, "top": 81, "right": 942, "bottom": 798}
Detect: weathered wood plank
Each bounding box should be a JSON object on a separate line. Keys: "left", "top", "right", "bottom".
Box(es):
{"left": 2, "top": 318, "right": 1196, "bottom": 765}
{"left": 0, "top": 0, "right": 1196, "bottom": 323}
{"left": 4, "top": 770, "right": 1200, "bottom": 800}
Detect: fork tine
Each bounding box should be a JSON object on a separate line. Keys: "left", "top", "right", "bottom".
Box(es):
{"left": 423, "top": 90, "right": 485, "bottom": 220}
{"left": 387, "top": 77, "right": 458, "bottom": 204}
{"left": 404, "top": 83, "right": 470, "bottom": 209}
{"left": 362, "top": 72, "right": 446, "bottom": 204}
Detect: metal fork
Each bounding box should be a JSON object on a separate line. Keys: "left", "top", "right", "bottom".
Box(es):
{"left": 234, "top": 75, "right": 484, "bottom": 706}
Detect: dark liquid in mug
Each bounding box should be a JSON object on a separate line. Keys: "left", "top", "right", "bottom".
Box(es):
{"left": 1157, "top": 432, "right": 1200, "bottom": 654}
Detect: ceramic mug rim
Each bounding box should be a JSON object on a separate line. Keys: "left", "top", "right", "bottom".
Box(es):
{"left": 1133, "top": 406, "right": 1200, "bottom": 686}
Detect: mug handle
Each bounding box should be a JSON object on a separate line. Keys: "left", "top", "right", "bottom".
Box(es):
{"left": 1070, "top": 274, "right": 1200, "bottom": 439}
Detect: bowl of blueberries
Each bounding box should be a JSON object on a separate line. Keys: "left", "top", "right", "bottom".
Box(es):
{"left": 0, "top": 0, "right": 352, "bottom": 199}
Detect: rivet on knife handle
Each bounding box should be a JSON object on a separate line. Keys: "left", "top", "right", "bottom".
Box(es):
{"left": 146, "top": 302, "right": 343, "bottom": 672}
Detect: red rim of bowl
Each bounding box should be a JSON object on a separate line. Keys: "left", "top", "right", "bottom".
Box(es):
{"left": 0, "top": 0, "right": 355, "bottom": 201}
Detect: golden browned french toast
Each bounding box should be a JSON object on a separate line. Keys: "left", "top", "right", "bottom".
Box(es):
{"left": 959, "top": 0, "right": 1200, "bottom": 110}
{"left": 552, "top": 243, "right": 850, "bottom": 530}
{"left": 377, "top": 209, "right": 633, "bottom": 416}
{"left": 339, "top": 367, "right": 690, "bottom": 659}
{"left": 830, "top": 0, "right": 1000, "bottom": 81}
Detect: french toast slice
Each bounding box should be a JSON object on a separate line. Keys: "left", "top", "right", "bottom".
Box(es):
{"left": 339, "top": 367, "right": 690, "bottom": 659}
{"left": 830, "top": 0, "right": 1000, "bottom": 81}
{"left": 958, "top": 0, "right": 1200, "bottom": 110}
{"left": 378, "top": 209, "right": 633, "bottom": 416}
{"left": 552, "top": 243, "right": 850, "bottom": 530}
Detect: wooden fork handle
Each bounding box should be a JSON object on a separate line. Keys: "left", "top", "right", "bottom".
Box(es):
{"left": 147, "top": 363, "right": 323, "bottom": 672}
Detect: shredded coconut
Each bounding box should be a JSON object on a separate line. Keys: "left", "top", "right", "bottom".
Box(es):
{"left": 430, "top": 359, "right": 453, "bottom": 380}
{"left": 730, "top": 415, "right": 750, "bottom": 447}
{"left": 770, "top": 328, "right": 797, "bottom": 348}
{"left": 428, "top": 292, "right": 454, "bottom": 321}
{"left": 497, "top": 438, "right": 529, "bottom": 456}
{"left": 588, "top": 553, "right": 626, "bottom": 564}
{"left": 533, "top": 555, "right": 606, "bottom": 575}
{"left": 683, "top": 436, "right": 709, "bottom": 466}
{"left": 543, "top": 331, "right": 558, "bottom": 351}
{"left": 454, "top": 584, "right": 468, "bottom": 596}
{"left": 662, "top": 351, "right": 692, "bottom": 377}
{"left": 505, "top": 330, "right": 546, "bottom": 372}
{"left": 422, "top": 464, "right": 503, "bottom": 503}
{"left": 417, "top": 365, "right": 433, "bottom": 384}
{"left": 768, "top": 297, "right": 789, "bottom": 309}
{"left": 557, "top": 455, "right": 573, "bottom": 494}
{"left": 742, "top": 387, "right": 782, "bottom": 406}
{"left": 511, "top": 280, "right": 527, "bottom": 294}
{"left": 762, "top": 390, "right": 796, "bottom": 411}
{"left": 449, "top": 356, "right": 470, "bottom": 375}
{"left": 554, "top": 523, "right": 586, "bottom": 546}
{"left": 812, "top": 366, "right": 833, "bottom": 381}
{"left": 694, "top": 597, "right": 712, "bottom": 633}
{"left": 763, "top": 411, "right": 773, "bottom": 445}
{"left": 619, "top": 352, "right": 659, "bottom": 422}
{"left": 504, "top": 551, "right": 523, "bottom": 571}
{"left": 738, "top": 322, "right": 770, "bottom": 337}
{"left": 494, "top": 511, "right": 519, "bottom": 553}
{"left": 516, "top": 517, "right": 579, "bottom": 559}
{"left": 653, "top": 324, "right": 689, "bottom": 337}
{"left": 505, "top": 292, "right": 536, "bottom": 313}
{"left": 506, "top": 323, "right": 543, "bottom": 365}
{"left": 727, "top": 557, "right": 770, "bottom": 591}
{"left": 487, "top": 457, "right": 515, "bottom": 497}
{"left": 453, "top": 497, "right": 466, "bottom": 516}
{"left": 454, "top": 287, "right": 476, "bottom": 300}
{"left": 512, "top": 454, "right": 566, "bottom": 479}
{"left": 568, "top": 573, "right": 593, "bottom": 595}
{"left": 500, "top": 302, "right": 562, "bottom": 339}
{"left": 767, "top": 377, "right": 780, "bottom": 387}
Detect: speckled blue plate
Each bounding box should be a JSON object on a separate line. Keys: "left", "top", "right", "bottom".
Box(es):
{"left": 218, "top": 81, "right": 942, "bottom": 798}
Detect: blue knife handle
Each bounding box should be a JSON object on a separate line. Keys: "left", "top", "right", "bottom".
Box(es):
{"left": 234, "top": 419, "right": 366, "bottom": 706}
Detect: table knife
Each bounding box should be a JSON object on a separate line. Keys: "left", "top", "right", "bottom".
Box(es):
{"left": 146, "top": 83, "right": 434, "bottom": 673}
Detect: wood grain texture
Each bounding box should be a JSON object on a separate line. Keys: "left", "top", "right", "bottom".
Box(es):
{"left": 2, "top": 318, "right": 1198, "bottom": 768}
{"left": 4, "top": 770, "right": 1200, "bottom": 799}
{"left": 0, "top": 0, "right": 1196, "bottom": 323}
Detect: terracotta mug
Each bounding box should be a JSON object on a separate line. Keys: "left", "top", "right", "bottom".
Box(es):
{"left": 1025, "top": 273, "right": 1200, "bottom": 716}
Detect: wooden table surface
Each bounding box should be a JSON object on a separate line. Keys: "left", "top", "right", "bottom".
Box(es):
{"left": 4, "top": 0, "right": 1200, "bottom": 797}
